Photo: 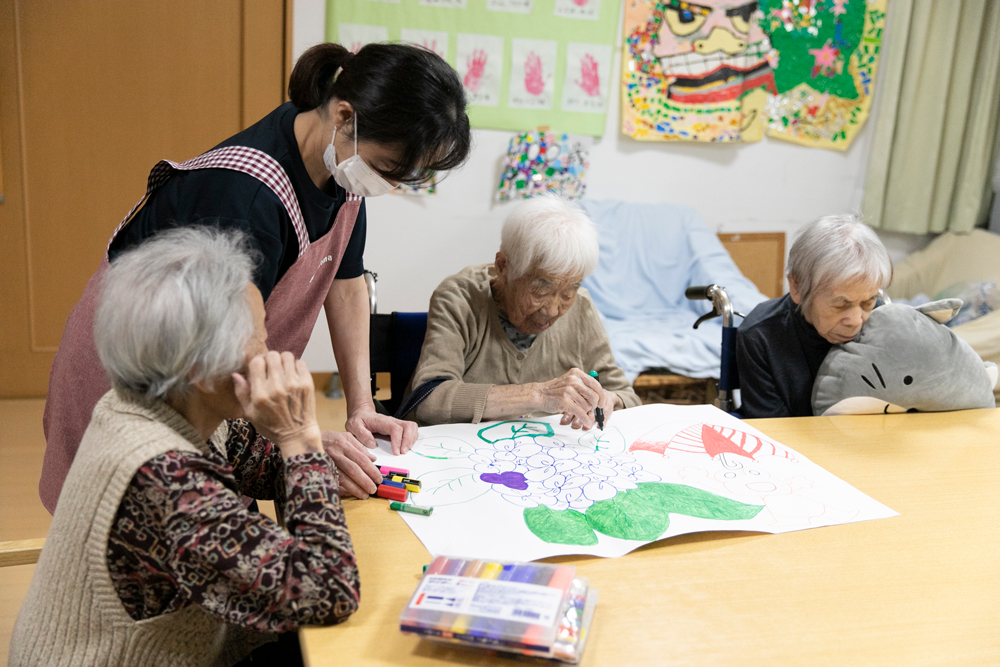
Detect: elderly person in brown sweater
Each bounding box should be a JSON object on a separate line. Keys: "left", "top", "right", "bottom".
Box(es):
{"left": 10, "top": 228, "right": 358, "bottom": 667}
{"left": 410, "top": 196, "right": 641, "bottom": 428}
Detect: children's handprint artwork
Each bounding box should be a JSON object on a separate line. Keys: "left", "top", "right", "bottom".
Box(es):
{"left": 554, "top": 0, "right": 600, "bottom": 20}
{"left": 375, "top": 404, "right": 897, "bottom": 562}
{"left": 337, "top": 23, "right": 388, "bottom": 54}
{"left": 509, "top": 39, "right": 556, "bottom": 109}
{"left": 400, "top": 29, "right": 448, "bottom": 60}
{"left": 561, "top": 43, "right": 612, "bottom": 112}
{"left": 524, "top": 52, "right": 545, "bottom": 95}
{"left": 576, "top": 55, "right": 600, "bottom": 97}
{"left": 486, "top": 0, "right": 533, "bottom": 13}
{"left": 457, "top": 33, "right": 504, "bottom": 106}
{"left": 418, "top": 0, "right": 467, "bottom": 7}
{"left": 329, "top": 0, "right": 617, "bottom": 136}
{"left": 464, "top": 50, "right": 487, "bottom": 92}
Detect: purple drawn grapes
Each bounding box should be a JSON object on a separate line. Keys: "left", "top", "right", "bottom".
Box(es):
{"left": 479, "top": 471, "right": 529, "bottom": 490}
{"left": 470, "top": 438, "right": 661, "bottom": 511}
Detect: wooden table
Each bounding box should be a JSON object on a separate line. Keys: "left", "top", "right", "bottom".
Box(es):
{"left": 301, "top": 409, "right": 1000, "bottom": 666}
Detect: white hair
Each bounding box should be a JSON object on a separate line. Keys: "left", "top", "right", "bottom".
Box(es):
{"left": 787, "top": 214, "right": 892, "bottom": 313}
{"left": 500, "top": 195, "right": 599, "bottom": 281}
{"left": 94, "top": 227, "right": 257, "bottom": 402}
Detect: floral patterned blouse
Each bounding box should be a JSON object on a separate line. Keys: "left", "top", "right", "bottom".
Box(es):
{"left": 106, "top": 419, "right": 359, "bottom": 632}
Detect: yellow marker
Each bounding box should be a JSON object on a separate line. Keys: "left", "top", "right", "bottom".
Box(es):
{"left": 389, "top": 475, "right": 421, "bottom": 493}
{"left": 450, "top": 562, "right": 503, "bottom": 635}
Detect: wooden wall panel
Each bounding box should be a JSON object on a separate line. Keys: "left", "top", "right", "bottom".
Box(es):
{"left": 718, "top": 232, "right": 786, "bottom": 299}
{"left": 0, "top": 0, "right": 286, "bottom": 397}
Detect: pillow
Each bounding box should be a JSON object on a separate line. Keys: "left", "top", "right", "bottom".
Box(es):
{"left": 812, "top": 299, "right": 998, "bottom": 416}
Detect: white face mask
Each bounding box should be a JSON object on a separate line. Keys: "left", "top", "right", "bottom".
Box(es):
{"left": 322, "top": 114, "right": 395, "bottom": 198}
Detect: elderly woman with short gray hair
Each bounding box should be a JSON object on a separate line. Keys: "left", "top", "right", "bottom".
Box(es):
{"left": 736, "top": 214, "right": 892, "bottom": 418}
{"left": 410, "top": 196, "right": 641, "bottom": 428}
{"left": 10, "top": 228, "right": 358, "bottom": 667}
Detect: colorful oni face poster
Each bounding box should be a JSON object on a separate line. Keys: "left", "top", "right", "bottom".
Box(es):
{"left": 761, "top": 0, "right": 888, "bottom": 150}
{"left": 622, "top": 0, "right": 777, "bottom": 142}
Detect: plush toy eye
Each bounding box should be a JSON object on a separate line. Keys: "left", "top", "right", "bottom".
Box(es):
{"left": 903, "top": 375, "right": 913, "bottom": 385}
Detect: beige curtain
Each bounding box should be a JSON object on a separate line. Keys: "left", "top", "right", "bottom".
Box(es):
{"left": 863, "top": 0, "right": 1000, "bottom": 234}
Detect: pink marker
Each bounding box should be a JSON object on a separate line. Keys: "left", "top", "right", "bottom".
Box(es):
{"left": 379, "top": 465, "right": 410, "bottom": 477}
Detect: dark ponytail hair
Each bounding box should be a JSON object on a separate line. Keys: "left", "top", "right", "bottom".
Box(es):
{"left": 289, "top": 42, "right": 471, "bottom": 184}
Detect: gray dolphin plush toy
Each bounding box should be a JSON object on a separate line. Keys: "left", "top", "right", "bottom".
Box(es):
{"left": 812, "top": 299, "right": 998, "bottom": 416}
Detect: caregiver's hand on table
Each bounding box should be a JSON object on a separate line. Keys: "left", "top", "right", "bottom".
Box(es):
{"left": 321, "top": 430, "right": 383, "bottom": 499}
{"left": 345, "top": 406, "right": 419, "bottom": 455}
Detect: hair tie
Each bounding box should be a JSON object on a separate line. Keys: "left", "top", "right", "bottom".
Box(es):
{"left": 332, "top": 66, "right": 343, "bottom": 83}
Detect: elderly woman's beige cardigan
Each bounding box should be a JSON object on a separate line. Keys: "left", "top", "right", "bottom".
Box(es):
{"left": 8, "top": 392, "right": 271, "bottom": 667}
{"left": 411, "top": 264, "right": 641, "bottom": 425}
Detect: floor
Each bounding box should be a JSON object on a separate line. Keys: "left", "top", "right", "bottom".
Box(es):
{"left": 0, "top": 374, "right": 357, "bottom": 664}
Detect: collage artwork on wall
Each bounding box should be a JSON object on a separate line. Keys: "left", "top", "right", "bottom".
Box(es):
{"left": 623, "top": 0, "right": 888, "bottom": 148}
{"left": 327, "top": 0, "right": 888, "bottom": 197}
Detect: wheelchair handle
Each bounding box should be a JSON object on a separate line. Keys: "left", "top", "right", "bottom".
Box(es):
{"left": 685, "top": 285, "right": 713, "bottom": 300}
{"left": 687, "top": 284, "right": 743, "bottom": 329}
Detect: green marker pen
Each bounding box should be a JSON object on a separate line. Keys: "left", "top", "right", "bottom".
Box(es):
{"left": 589, "top": 370, "right": 605, "bottom": 430}
{"left": 390, "top": 502, "right": 433, "bottom": 516}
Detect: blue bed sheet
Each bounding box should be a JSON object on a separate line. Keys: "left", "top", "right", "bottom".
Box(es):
{"left": 580, "top": 200, "right": 769, "bottom": 381}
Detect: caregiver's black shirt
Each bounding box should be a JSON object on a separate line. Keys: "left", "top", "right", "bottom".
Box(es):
{"left": 109, "top": 102, "right": 366, "bottom": 301}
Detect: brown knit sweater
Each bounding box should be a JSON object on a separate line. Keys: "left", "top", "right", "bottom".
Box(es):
{"left": 411, "top": 264, "right": 641, "bottom": 425}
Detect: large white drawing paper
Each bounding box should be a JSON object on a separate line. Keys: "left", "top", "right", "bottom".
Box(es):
{"left": 374, "top": 405, "right": 897, "bottom": 562}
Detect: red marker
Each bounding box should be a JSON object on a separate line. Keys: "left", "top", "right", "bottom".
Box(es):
{"left": 376, "top": 481, "right": 407, "bottom": 502}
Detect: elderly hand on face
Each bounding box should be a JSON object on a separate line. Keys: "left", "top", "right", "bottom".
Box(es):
{"left": 233, "top": 351, "right": 323, "bottom": 460}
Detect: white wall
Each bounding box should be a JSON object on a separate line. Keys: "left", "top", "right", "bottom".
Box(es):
{"left": 297, "top": 0, "right": 895, "bottom": 372}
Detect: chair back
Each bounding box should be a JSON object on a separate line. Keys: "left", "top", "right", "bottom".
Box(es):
{"left": 369, "top": 312, "right": 428, "bottom": 416}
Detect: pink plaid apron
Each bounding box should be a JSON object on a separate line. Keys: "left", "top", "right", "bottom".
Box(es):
{"left": 40, "top": 146, "right": 360, "bottom": 512}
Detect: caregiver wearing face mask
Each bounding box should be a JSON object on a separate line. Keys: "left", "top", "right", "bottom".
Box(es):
{"left": 40, "top": 42, "right": 471, "bottom": 510}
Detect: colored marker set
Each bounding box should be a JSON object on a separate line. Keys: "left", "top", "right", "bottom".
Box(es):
{"left": 399, "top": 556, "right": 598, "bottom": 663}
{"left": 375, "top": 465, "right": 422, "bottom": 502}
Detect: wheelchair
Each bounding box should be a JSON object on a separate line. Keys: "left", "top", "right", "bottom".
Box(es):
{"left": 685, "top": 284, "right": 745, "bottom": 415}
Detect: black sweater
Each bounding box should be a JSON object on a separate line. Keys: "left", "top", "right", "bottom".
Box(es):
{"left": 736, "top": 294, "right": 832, "bottom": 418}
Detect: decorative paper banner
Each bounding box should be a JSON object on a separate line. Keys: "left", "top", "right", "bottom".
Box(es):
{"left": 622, "top": 1, "right": 777, "bottom": 142}
{"left": 497, "top": 130, "right": 589, "bottom": 201}
{"left": 761, "top": 0, "right": 887, "bottom": 150}
{"left": 374, "top": 405, "right": 897, "bottom": 562}
{"left": 328, "top": 0, "right": 621, "bottom": 136}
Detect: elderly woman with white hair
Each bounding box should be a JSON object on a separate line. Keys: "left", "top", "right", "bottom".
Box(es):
{"left": 409, "top": 196, "right": 641, "bottom": 428}
{"left": 736, "top": 214, "right": 892, "bottom": 418}
{"left": 10, "top": 228, "right": 358, "bottom": 667}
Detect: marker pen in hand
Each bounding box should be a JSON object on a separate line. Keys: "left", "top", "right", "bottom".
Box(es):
{"left": 588, "top": 370, "right": 605, "bottom": 430}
